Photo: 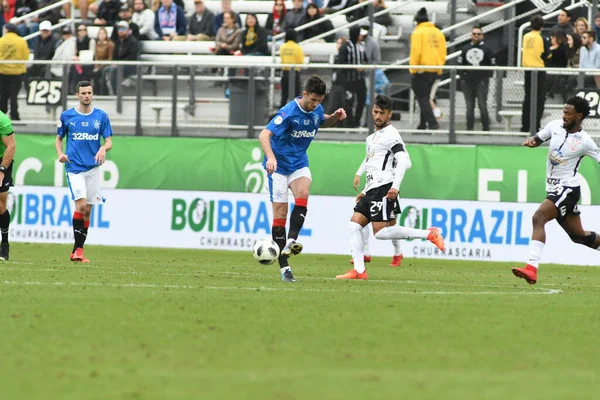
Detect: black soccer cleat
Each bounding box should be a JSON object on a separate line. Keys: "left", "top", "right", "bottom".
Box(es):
{"left": 0, "top": 242, "right": 9, "bottom": 261}
{"left": 281, "top": 269, "right": 296, "bottom": 283}
{"left": 281, "top": 239, "right": 303, "bottom": 257}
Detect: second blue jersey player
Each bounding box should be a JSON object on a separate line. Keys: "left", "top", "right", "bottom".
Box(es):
{"left": 258, "top": 75, "right": 347, "bottom": 282}
{"left": 55, "top": 81, "right": 113, "bottom": 263}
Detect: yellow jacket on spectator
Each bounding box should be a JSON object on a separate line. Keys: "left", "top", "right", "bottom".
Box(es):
{"left": 0, "top": 32, "right": 30, "bottom": 75}
{"left": 409, "top": 22, "right": 447, "bottom": 74}
{"left": 521, "top": 30, "right": 547, "bottom": 68}
{"left": 280, "top": 40, "right": 304, "bottom": 71}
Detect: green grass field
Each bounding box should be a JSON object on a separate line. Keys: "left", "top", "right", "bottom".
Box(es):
{"left": 2, "top": 243, "right": 600, "bottom": 400}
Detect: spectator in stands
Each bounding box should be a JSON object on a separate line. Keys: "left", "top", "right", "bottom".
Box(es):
{"left": 63, "top": 0, "right": 91, "bottom": 21}
{"left": 281, "top": 0, "right": 304, "bottom": 40}
{"left": 458, "top": 26, "right": 495, "bottom": 131}
{"left": 186, "top": 0, "right": 215, "bottom": 41}
{"left": 2, "top": 0, "right": 15, "bottom": 26}
{"left": 409, "top": 7, "right": 445, "bottom": 130}
{"left": 359, "top": 24, "right": 380, "bottom": 64}
{"left": 50, "top": 26, "right": 76, "bottom": 78}
{"left": 93, "top": 27, "right": 114, "bottom": 95}
{"left": 303, "top": 3, "right": 334, "bottom": 43}
{"left": 213, "top": 10, "right": 240, "bottom": 54}
{"left": 108, "top": 20, "right": 139, "bottom": 94}
{"left": 594, "top": 13, "right": 600, "bottom": 44}
{"left": 573, "top": 17, "right": 589, "bottom": 36}
{"left": 133, "top": 0, "right": 159, "bottom": 40}
{"left": 150, "top": 0, "right": 184, "bottom": 12}
{"left": 552, "top": 9, "right": 573, "bottom": 35}
{"left": 349, "top": 0, "right": 392, "bottom": 38}
{"left": 155, "top": 0, "right": 187, "bottom": 41}
{"left": 37, "top": 0, "right": 61, "bottom": 26}
{"left": 0, "top": 23, "right": 28, "bottom": 120}
{"left": 213, "top": 0, "right": 241, "bottom": 39}
{"left": 265, "top": 0, "right": 286, "bottom": 39}
{"left": 545, "top": 29, "right": 568, "bottom": 102}
{"left": 322, "top": 0, "right": 350, "bottom": 13}
{"left": 14, "top": 0, "right": 39, "bottom": 49}
{"left": 520, "top": 15, "right": 548, "bottom": 133}
{"left": 71, "top": 24, "right": 96, "bottom": 92}
{"left": 29, "top": 20, "right": 55, "bottom": 78}
{"left": 279, "top": 29, "right": 303, "bottom": 107}
{"left": 567, "top": 33, "right": 581, "bottom": 67}
{"left": 111, "top": 4, "right": 140, "bottom": 41}
{"left": 241, "top": 13, "right": 268, "bottom": 55}
{"left": 579, "top": 30, "right": 600, "bottom": 88}
{"left": 94, "top": 0, "right": 121, "bottom": 26}
{"left": 336, "top": 26, "right": 368, "bottom": 128}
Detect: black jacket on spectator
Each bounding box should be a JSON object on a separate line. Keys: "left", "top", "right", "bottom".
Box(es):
{"left": 189, "top": 9, "right": 215, "bottom": 36}
{"left": 241, "top": 23, "right": 268, "bottom": 55}
{"left": 546, "top": 42, "right": 569, "bottom": 68}
{"left": 457, "top": 41, "right": 496, "bottom": 82}
{"left": 303, "top": 9, "right": 335, "bottom": 42}
{"left": 113, "top": 35, "right": 139, "bottom": 61}
{"left": 97, "top": 0, "right": 122, "bottom": 26}
{"left": 334, "top": 26, "right": 367, "bottom": 84}
{"left": 110, "top": 21, "right": 140, "bottom": 42}
{"left": 30, "top": 35, "right": 57, "bottom": 77}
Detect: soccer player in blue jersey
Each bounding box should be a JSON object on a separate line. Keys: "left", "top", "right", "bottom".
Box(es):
{"left": 55, "top": 81, "right": 113, "bottom": 262}
{"left": 259, "top": 75, "right": 347, "bottom": 282}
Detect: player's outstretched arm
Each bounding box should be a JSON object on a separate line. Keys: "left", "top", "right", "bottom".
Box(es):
{"left": 259, "top": 129, "right": 277, "bottom": 174}
{"left": 55, "top": 136, "right": 69, "bottom": 163}
{"left": 322, "top": 108, "right": 347, "bottom": 128}
{"left": 522, "top": 135, "right": 543, "bottom": 148}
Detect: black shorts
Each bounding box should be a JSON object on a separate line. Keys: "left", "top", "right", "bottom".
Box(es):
{"left": 354, "top": 182, "right": 401, "bottom": 222}
{"left": 546, "top": 185, "right": 580, "bottom": 220}
{"left": 0, "top": 160, "right": 14, "bottom": 193}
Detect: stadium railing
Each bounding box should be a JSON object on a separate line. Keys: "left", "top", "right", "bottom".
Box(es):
{"left": 6, "top": 59, "right": 600, "bottom": 146}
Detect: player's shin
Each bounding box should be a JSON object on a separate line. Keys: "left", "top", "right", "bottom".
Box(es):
{"left": 374, "top": 226, "right": 429, "bottom": 240}
{"left": 82, "top": 220, "right": 90, "bottom": 247}
{"left": 349, "top": 222, "right": 366, "bottom": 273}
{"left": 392, "top": 240, "right": 402, "bottom": 256}
{"left": 0, "top": 209, "right": 10, "bottom": 244}
{"left": 272, "top": 218, "right": 289, "bottom": 269}
{"left": 526, "top": 240, "right": 545, "bottom": 269}
{"left": 72, "top": 212, "right": 85, "bottom": 251}
{"left": 287, "top": 198, "right": 307, "bottom": 240}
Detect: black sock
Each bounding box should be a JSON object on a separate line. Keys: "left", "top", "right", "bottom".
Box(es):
{"left": 272, "top": 225, "right": 288, "bottom": 268}
{"left": 73, "top": 216, "right": 85, "bottom": 251}
{"left": 288, "top": 205, "right": 307, "bottom": 241}
{"left": 0, "top": 210, "right": 9, "bottom": 245}
{"left": 82, "top": 227, "right": 88, "bottom": 247}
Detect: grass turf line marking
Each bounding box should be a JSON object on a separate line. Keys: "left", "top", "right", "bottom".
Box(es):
{"left": 3, "top": 280, "right": 561, "bottom": 295}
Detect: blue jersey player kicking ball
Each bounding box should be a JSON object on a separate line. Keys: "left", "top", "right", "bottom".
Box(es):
{"left": 55, "top": 81, "right": 113, "bottom": 263}
{"left": 259, "top": 75, "right": 347, "bottom": 282}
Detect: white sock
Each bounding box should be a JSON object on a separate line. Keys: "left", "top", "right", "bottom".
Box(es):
{"left": 374, "top": 226, "right": 430, "bottom": 240}
{"left": 280, "top": 266, "right": 290, "bottom": 273}
{"left": 392, "top": 240, "right": 402, "bottom": 256}
{"left": 526, "top": 240, "right": 544, "bottom": 269}
{"left": 362, "top": 225, "right": 370, "bottom": 256}
{"left": 349, "top": 221, "right": 366, "bottom": 273}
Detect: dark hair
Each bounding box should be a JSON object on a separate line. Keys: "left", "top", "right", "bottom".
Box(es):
{"left": 285, "top": 29, "right": 297, "bottom": 42}
{"left": 304, "top": 75, "right": 326, "bottom": 96}
{"left": 530, "top": 15, "right": 545, "bottom": 31}
{"left": 245, "top": 12, "right": 260, "bottom": 27}
{"left": 224, "top": 11, "right": 236, "bottom": 21}
{"left": 560, "top": 9, "right": 572, "bottom": 19}
{"left": 76, "top": 80, "right": 93, "bottom": 93}
{"left": 374, "top": 94, "right": 393, "bottom": 111}
{"left": 585, "top": 30, "right": 597, "bottom": 41}
{"left": 471, "top": 25, "right": 482, "bottom": 32}
{"left": 551, "top": 29, "right": 567, "bottom": 44}
{"left": 569, "top": 33, "right": 582, "bottom": 51}
{"left": 566, "top": 96, "right": 591, "bottom": 120}
{"left": 414, "top": 7, "right": 428, "bottom": 24}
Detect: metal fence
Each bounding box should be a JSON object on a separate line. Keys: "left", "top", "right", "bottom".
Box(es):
{"left": 4, "top": 60, "right": 600, "bottom": 144}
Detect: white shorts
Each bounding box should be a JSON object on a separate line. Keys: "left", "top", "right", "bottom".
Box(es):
{"left": 266, "top": 167, "right": 312, "bottom": 203}
{"left": 66, "top": 168, "right": 104, "bottom": 205}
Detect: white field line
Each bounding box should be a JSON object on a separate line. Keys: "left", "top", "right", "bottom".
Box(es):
{"left": 2, "top": 280, "right": 561, "bottom": 295}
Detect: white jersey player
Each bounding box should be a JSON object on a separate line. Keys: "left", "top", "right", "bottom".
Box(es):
{"left": 336, "top": 95, "right": 445, "bottom": 280}
{"left": 513, "top": 97, "right": 600, "bottom": 285}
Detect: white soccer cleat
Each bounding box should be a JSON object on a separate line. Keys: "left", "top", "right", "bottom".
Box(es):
{"left": 281, "top": 239, "right": 303, "bottom": 256}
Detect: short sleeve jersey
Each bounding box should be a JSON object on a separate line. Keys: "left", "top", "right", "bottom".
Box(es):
{"left": 537, "top": 119, "right": 600, "bottom": 190}
{"left": 263, "top": 98, "right": 325, "bottom": 175}
{"left": 363, "top": 124, "right": 408, "bottom": 192}
{"left": 0, "top": 111, "right": 13, "bottom": 159}
{"left": 57, "top": 107, "right": 113, "bottom": 173}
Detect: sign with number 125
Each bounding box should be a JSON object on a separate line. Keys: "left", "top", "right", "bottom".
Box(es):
{"left": 26, "top": 79, "right": 63, "bottom": 105}
{"left": 576, "top": 90, "right": 600, "bottom": 118}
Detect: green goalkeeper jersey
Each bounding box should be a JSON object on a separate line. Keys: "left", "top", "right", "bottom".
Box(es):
{"left": 0, "top": 111, "right": 13, "bottom": 159}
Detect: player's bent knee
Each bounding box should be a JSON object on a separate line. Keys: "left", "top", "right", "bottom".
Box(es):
{"left": 348, "top": 221, "right": 362, "bottom": 232}
{"left": 569, "top": 232, "right": 596, "bottom": 247}
{"left": 532, "top": 212, "right": 550, "bottom": 227}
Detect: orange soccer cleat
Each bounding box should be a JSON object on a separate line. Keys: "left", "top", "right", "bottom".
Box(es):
{"left": 390, "top": 254, "right": 403, "bottom": 267}
{"left": 512, "top": 265, "right": 537, "bottom": 285}
{"left": 349, "top": 255, "right": 372, "bottom": 264}
{"left": 336, "top": 269, "right": 369, "bottom": 280}
{"left": 427, "top": 227, "right": 445, "bottom": 251}
{"left": 71, "top": 248, "right": 91, "bottom": 263}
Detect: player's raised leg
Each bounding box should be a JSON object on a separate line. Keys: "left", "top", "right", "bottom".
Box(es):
{"left": 512, "top": 200, "right": 557, "bottom": 285}
{"left": 285, "top": 172, "right": 312, "bottom": 257}
{"left": 350, "top": 225, "right": 372, "bottom": 264}
{"left": 374, "top": 224, "right": 445, "bottom": 251}
{"left": 559, "top": 214, "right": 600, "bottom": 250}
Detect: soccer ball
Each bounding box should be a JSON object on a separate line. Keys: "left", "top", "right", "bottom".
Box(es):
{"left": 253, "top": 239, "right": 280, "bottom": 265}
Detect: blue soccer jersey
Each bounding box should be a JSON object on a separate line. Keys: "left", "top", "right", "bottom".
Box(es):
{"left": 263, "top": 98, "right": 325, "bottom": 175}
{"left": 57, "top": 107, "right": 113, "bottom": 173}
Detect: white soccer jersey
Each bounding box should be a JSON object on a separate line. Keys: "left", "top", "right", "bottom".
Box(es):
{"left": 363, "top": 124, "right": 409, "bottom": 192}
{"left": 538, "top": 120, "right": 600, "bottom": 191}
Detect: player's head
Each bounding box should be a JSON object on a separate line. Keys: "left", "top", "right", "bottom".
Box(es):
{"left": 75, "top": 81, "right": 93, "bottom": 106}
{"left": 372, "top": 95, "right": 393, "bottom": 129}
{"left": 301, "top": 75, "right": 326, "bottom": 112}
{"left": 563, "top": 96, "right": 591, "bottom": 129}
